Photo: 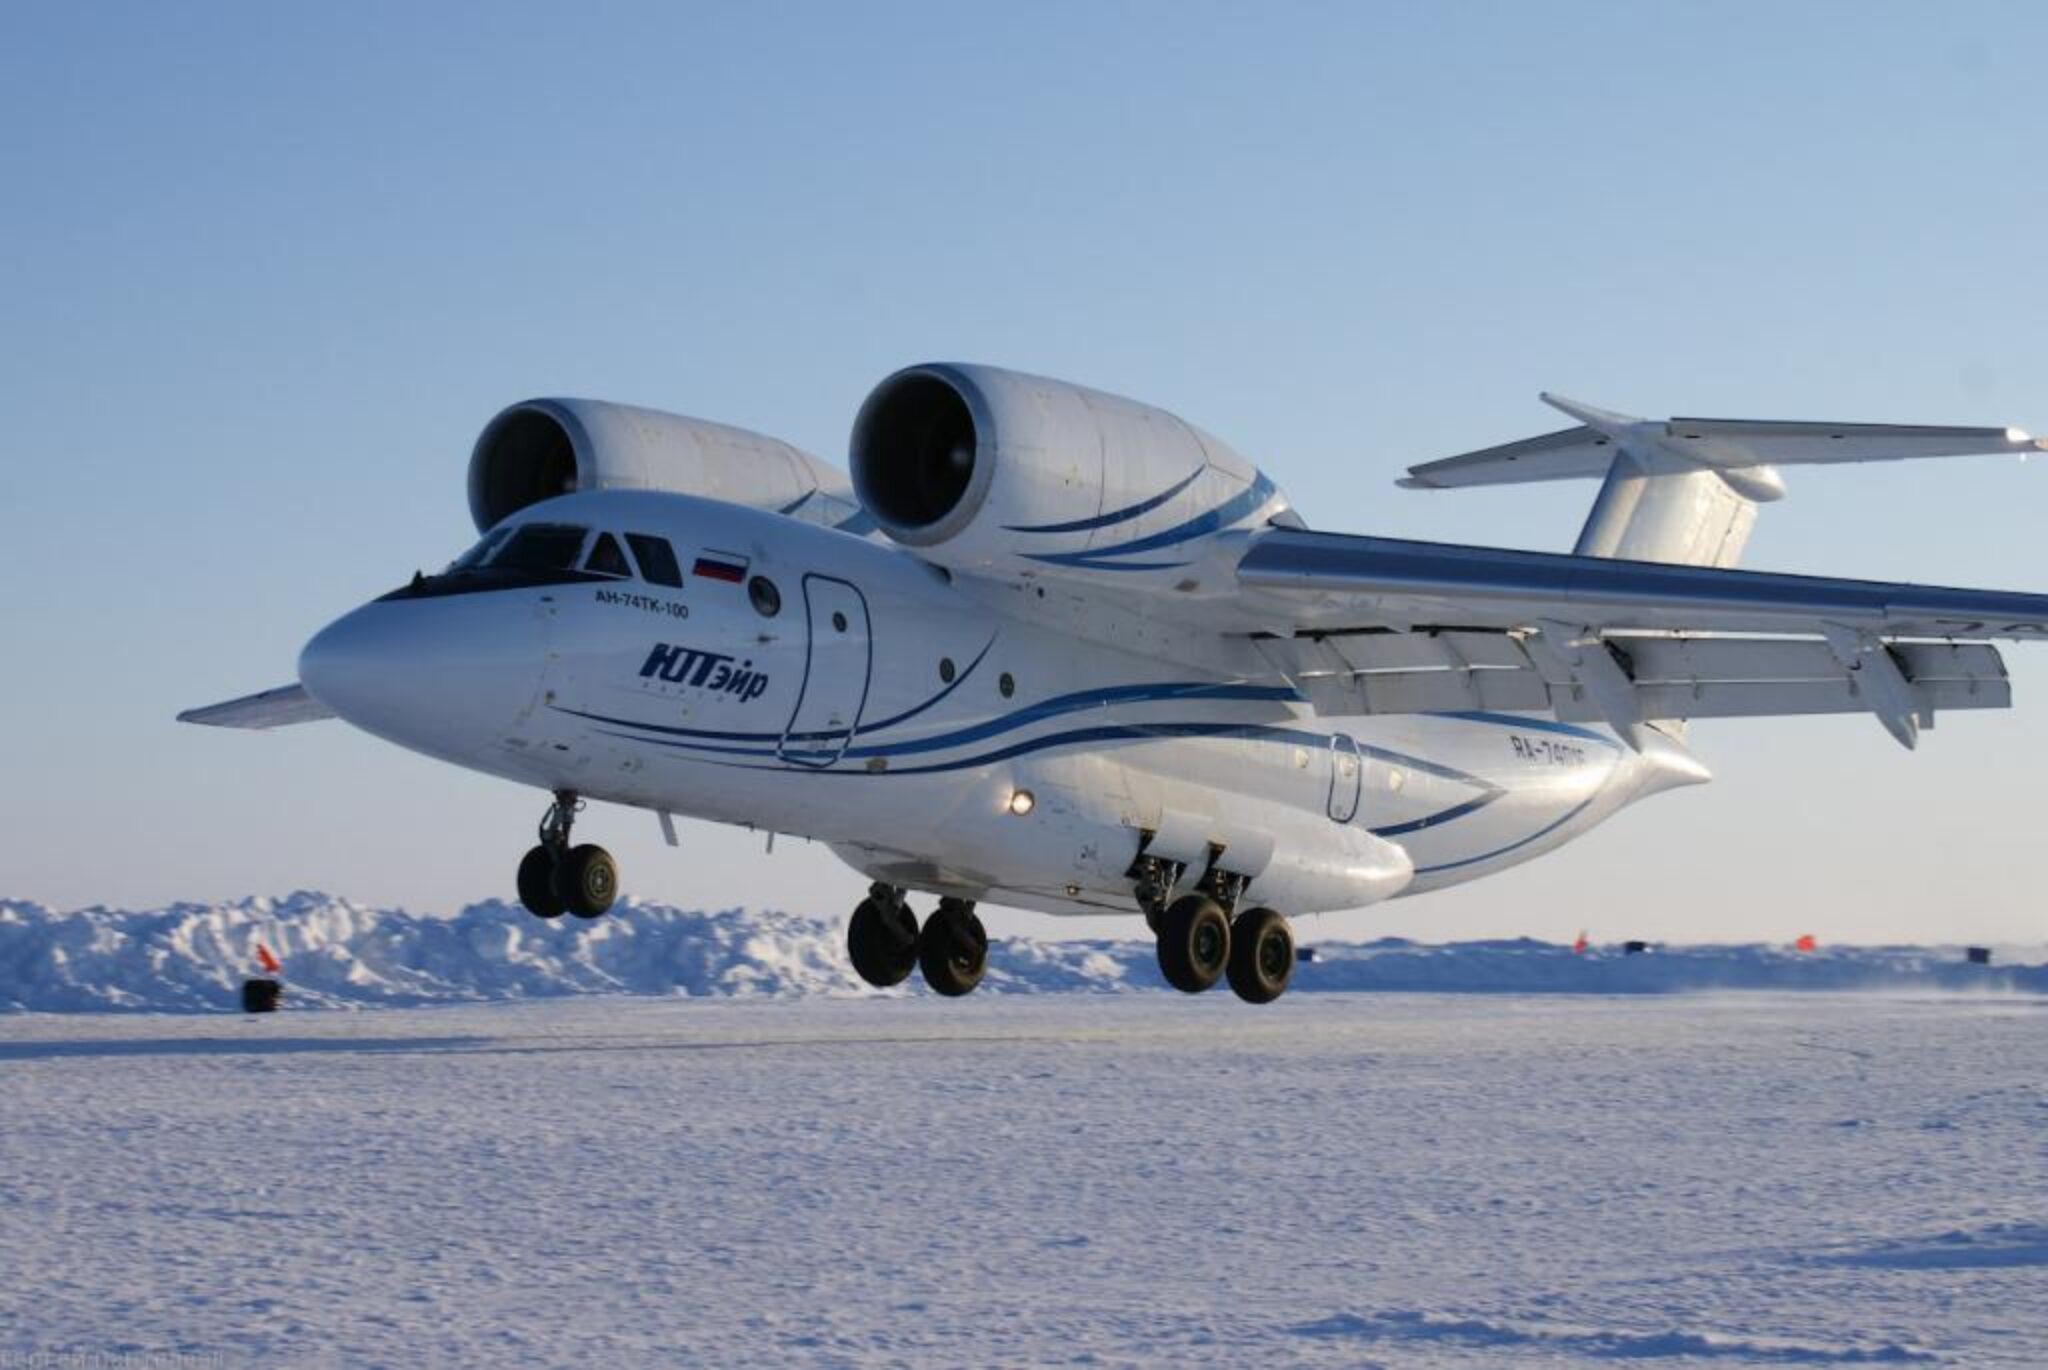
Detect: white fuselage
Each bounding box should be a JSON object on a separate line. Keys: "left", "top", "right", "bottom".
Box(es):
{"left": 300, "top": 490, "right": 1709, "bottom": 921}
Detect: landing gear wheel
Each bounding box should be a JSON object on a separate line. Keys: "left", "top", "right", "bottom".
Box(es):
{"left": 1226, "top": 906, "right": 1294, "bottom": 1004}
{"left": 918, "top": 899, "right": 988, "bottom": 997}
{"left": 847, "top": 893, "right": 920, "bottom": 988}
{"left": 517, "top": 846, "right": 564, "bottom": 919}
{"left": 1157, "top": 894, "right": 1230, "bottom": 993}
{"left": 553, "top": 844, "right": 617, "bottom": 919}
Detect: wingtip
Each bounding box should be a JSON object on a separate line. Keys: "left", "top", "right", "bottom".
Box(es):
{"left": 1396, "top": 475, "right": 1441, "bottom": 490}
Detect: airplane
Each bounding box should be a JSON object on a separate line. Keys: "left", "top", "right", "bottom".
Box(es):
{"left": 181, "top": 363, "right": 2048, "bottom": 1004}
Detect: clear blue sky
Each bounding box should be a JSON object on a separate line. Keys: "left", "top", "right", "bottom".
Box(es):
{"left": 5, "top": 2, "right": 2046, "bottom": 942}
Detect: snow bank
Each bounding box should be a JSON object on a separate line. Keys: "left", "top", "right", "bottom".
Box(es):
{"left": 0, "top": 892, "right": 2041, "bottom": 1012}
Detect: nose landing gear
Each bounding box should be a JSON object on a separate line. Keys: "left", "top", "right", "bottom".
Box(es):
{"left": 517, "top": 790, "right": 617, "bottom": 920}
{"left": 845, "top": 888, "right": 988, "bottom": 996}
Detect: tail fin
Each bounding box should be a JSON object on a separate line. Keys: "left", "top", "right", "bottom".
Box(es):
{"left": 1400, "top": 393, "right": 2041, "bottom": 569}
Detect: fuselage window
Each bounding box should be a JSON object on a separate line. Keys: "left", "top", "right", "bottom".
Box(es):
{"left": 448, "top": 526, "right": 511, "bottom": 572}
{"left": 625, "top": 533, "right": 683, "bottom": 588}
{"left": 492, "top": 523, "right": 589, "bottom": 572}
{"left": 584, "top": 532, "right": 631, "bottom": 578}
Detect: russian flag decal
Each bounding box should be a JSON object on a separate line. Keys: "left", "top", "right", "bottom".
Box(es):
{"left": 692, "top": 551, "right": 749, "bottom": 584}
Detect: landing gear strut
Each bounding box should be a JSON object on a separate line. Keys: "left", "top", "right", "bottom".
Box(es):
{"left": 517, "top": 790, "right": 617, "bottom": 920}
{"left": 844, "top": 889, "right": 988, "bottom": 996}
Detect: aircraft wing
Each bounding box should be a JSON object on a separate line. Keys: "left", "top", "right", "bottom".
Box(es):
{"left": 1232, "top": 530, "right": 2048, "bottom": 748}
{"left": 177, "top": 683, "right": 334, "bottom": 729}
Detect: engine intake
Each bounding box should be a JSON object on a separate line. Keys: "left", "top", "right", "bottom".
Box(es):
{"left": 470, "top": 405, "right": 582, "bottom": 529}
{"left": 849, "top": 370, "right": 989, "bottom": 545}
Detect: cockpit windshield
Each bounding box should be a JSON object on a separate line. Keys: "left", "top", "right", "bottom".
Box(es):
{"left": 584, "top": 532, "right": 631, "bottom": 578}
{"left": 447, "top": 526, "right": 511, "bottom": 573}
{"left": 491, "top": 524, "right": 590, "bottom": 572}
{"left": 382, "top": 522, "right": 685, "bottom": 602}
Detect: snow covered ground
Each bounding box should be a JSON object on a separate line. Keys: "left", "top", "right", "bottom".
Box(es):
{"left": 4, "top": 993, "right": 2046, "bottom": 1366}
{"left": 4, "top": 892, "right": 2043, "bottom": 1011}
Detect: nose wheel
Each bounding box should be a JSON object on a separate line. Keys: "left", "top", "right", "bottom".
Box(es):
{"left": 517, "top": 791, "right": 617, "bottom": 920}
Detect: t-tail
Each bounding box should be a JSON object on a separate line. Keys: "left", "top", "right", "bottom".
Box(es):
{"left": 1400, "top": 393, "right": 2043, "bottom": 570}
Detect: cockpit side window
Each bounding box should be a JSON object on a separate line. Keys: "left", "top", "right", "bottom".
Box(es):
{"left": 584, "top": 532, "right": 631, "bottom": 578}
{"left": 448, "top": 526, "right": 511, "bottom": 572}
{"left": 492, "top": 523, "right": 589, "bottom": 572}
{"left": 625, "top": 533, "right": 683, "bottom": 588}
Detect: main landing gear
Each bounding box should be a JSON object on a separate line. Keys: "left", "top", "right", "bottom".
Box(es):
{"left": 1135, "top": 855, "right": 1295, "bottom": 1004}
{"left": 517, "top": 790, "right": 618, "bottom": 920}
{"left": 847, "top": 885, "right": 989, "bottom": 997}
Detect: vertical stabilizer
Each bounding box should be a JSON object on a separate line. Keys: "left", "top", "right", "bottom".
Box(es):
{"left": 1544, "top": 394, "right": 1778, "bottom": 570}
{"left": 1573, "top": 457, "right": 1759, "bottom": 568}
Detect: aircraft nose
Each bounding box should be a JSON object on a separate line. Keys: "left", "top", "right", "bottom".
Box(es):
{"left": 299, "top": 597, "right": 546, "bottom": 754}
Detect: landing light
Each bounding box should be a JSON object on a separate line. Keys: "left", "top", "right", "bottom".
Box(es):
{"left": 1007, "top": 789, "right": 1036, "bottom": 816}
{"left": 2008, "top": 427, "right": 2033, "bottom": 444}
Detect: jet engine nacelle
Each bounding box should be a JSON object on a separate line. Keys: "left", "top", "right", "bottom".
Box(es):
{"left": 468, "top": 398, "right": 852, "bottom": 533}
{"left": 849, "top": 363, "right": 1291, "bottom": 581}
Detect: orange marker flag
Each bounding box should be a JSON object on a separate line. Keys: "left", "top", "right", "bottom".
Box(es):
{"left": 255, "top": 942, "right": 281, "bottom": 975}
{"left": 1794, "top": 933, "right": 1818, "bottom": 953}
{"left": 1571, "top": 930, "right": 1589, "bottom": 955}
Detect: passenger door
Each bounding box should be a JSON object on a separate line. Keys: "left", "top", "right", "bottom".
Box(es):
{"left": 779, "top": 575, "right": 872, "bottom": 766}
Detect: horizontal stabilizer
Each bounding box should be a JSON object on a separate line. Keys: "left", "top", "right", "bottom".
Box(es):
{"left": 177, "top": 683, "right": 333, "bottom": 729}
{"left": 1401, "top": 395, "right": 2042, "bottom": 491}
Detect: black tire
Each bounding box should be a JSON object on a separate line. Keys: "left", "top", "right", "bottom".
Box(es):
{"left": 553, "top": 844, "right": 617, "bottom": 918}
{"left": 1157, "top": 894, "right": 1230, "bottom": 993}
{"left": 847, "top": 897, "right": 920, "bottom": 988}
{"left": 918, "top": 900, "right": 988, "bottom": 997}
{"left": 1226, "top": 906, "right": 1294, "bottom": 1004}
{"left": 518, "top": 845, "right": 565, "bottom": 918}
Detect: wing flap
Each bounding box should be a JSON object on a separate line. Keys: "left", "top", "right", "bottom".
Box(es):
{"left": 1253, "top": 629, "right": 2011, "bottom": 728}
{"left": 177, "top": 683, "right": 334, "bottom": 729}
